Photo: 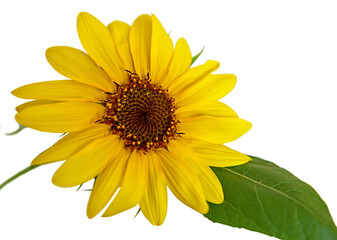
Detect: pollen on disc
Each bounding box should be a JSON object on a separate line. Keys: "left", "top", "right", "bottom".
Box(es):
{"left": 97, "top": 72, "right": 180, "bottom": 151}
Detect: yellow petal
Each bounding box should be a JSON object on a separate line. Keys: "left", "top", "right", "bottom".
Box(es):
{"left": 139, "top": 151, "right": 167, "bottom": 225}
{"left": 77, "top": 12, "right": 126, "bottom": 84}
{"left": 12, "top": 80, "right": 106, "bottom": 102}
{"left": 168, "top": 60, "right": 219, "bottom": 96}
{"left": 161, "top": 38, "right": 192, "bottom": 89}
{"left": 46, "top": 46, "right": 114, "bottom": 92}
{"left": 52, "top": 135, "right": 123, "bottom": 187}
{"left": 108, "top": 21, "right": 135, "bottom": 76}
{"left": 196, "top": 164, "right": 223, "bottom": 204}
{"left": 129, "top": 14, "right": 152, "bottom": 79}
{"left": 16, "top": 100, "right": 59, "bottom": 112}
{"left": 87, "top": 147, "right": 130, "bottom": 218}
{"left": 184, "top": 138, "right": 251, "bottom": 167}
{"left": 15, "top": 102, "right": 105, "bottom": 133}
{"left": 32, "top": 124, "right": 110, "bottom": 165}
{"left": 150, "top": 14, "right": 174, "bottom": 85}
{"left": 156, "top": 149, "right": 209, "bottom": 214}
{"left": 176, "top": 101, "right": 238, "bottom": 118}
{"left": 168, "top": 140, "right": 223, "bottom": 204}
{"left": 179, "top": 116, "right": 252, "bottom": 144}
{"left": 175, "top": 74, "right": 237, "bottom": 107}
{"left": 102, "top": 151, "right": 149, "bottom": 217}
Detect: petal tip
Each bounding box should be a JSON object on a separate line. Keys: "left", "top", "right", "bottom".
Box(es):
{"left": 11, "top": 86, "right": 26, "bottom": 98}
{"left": 86, "top": 205, "right": 97, "bottom": 219}
{"left": 231, "top": 74, "right": 237, "bottom": 82}
{"left": 151, "top": 13, "right": 159, "bottom": 22}
{"left": 240, "top": 119, "right": 252, "bottom": 132}
{"left": 246, "top": 120, "right": 253, "bottom": 130}
{"left": 45, "top": 46, "right": 56, "bottom": 59}
{"left": 51, "top": 176, "right": 60, "bottom": 187}
{"left": 212, "top": 195, "right": 224, "bottom": 205}
{"left": 51, "top": 170, "right": 69, "bottom": 188}
{"left": 11, "top": 89, "right": 18, "bottom": 97}
{"left": 78, "top": 12, "right": 91, "bottom": 18}
{"left": 77, "top": 12, "right": 95, "bottom": 27}
{"left": 200, "top": 203, "right": 210, "bottom": 215}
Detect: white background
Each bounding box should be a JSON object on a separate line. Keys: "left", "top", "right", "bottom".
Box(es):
{"left": 1, "top": 0, "right": 336, "bottom": 239}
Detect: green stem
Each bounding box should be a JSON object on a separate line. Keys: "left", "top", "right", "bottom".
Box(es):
{"left": 0, "top": 165, "right": 40, "bottom": 190}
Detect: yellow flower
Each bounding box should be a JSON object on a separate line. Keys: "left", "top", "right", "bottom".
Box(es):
{"left": 12, "top": 12, "right": 251, "bottom": 225}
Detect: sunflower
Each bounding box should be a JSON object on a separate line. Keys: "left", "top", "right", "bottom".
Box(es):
{"left": 12, "top": 12, "right": 251, "bottom": 225}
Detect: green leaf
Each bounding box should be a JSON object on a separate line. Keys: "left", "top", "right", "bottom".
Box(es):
{"left": 205, "top": 156, "right": 337, "bottom": 240}
{"left": 191, "top": 47, "right": 204, "bottom": 66}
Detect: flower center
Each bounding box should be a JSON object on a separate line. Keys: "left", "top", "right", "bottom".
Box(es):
{"left": 98, "top": 72, "right": 179, "bottom": 151}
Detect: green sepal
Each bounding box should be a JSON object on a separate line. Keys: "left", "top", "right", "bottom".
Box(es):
{"left": 191, "top": 47, "right": 204, "bottom": 66}
{"left": 6, "top": 124, "right": 26, "bottom": 136}
{"left": 134, "top": 208, "right": 141, "bottom": 218}
{"left": 205, "top": 156, "right": 337, "bottom": 239}
{"left": 76, "top": 183, "right": 83, "bottom": 191}
{"left": 80, "top": 176, "right": 97, "bottom": 191}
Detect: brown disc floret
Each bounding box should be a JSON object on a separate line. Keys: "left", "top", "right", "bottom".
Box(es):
{"left": 97, "top": 71, "right": 179, "bottom": 152}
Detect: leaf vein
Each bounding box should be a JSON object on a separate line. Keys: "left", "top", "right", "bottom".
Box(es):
{"left": 254, "top": 183, "right": 278, "bottom": 232}
{"left": 223, "top": 167, "right": 331, "bottom": 229}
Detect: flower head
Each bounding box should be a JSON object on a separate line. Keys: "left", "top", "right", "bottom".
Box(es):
{"left": 12, "top": 12, "right": 251, "bottom": 225}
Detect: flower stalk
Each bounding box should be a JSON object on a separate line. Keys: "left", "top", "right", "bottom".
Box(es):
{"left": 0, "top": 165, "right": 40, "bottom": 190}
